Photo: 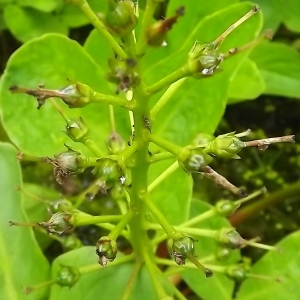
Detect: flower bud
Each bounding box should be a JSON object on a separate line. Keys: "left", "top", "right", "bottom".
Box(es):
{"left": 47, "top": 199, "right": 73, "bottom": 214}
{"left": 107, "top": 131, "right": 126, "bottom": 154}
{"left": 226, "top": 264, "right": 248, "bottom": 283}
{"left": 65, "top": 117, "right": 90, "bottom": 143}
{"left": 204, "top": 132, "right": 246, "bottom": 159}
{"left": 97, "top": 158, "right": 125, "bottom": 189}
{"left": 105, "top": 0, "right": 137, "bottom": 37}
{"left": 96, "top": 236, "right": 117, "bottom": 266}
{"left": 216, "top": 228, "right": 245, "bottom": 249}
{"left": 47, "top": 149, "right": 86, "bottom": 184}
{"left": 192, "top": 133, "right": 214, "bottom": 146}
{"left": 146, "top": 6, "right": 185, "bottom": 47}
{"left": 38, "top": 212, "right": 73, "bottom": 234}
{"left": 215, "top": 199, "right": 240, "bottom": 217}
{"left": 62, "top": 235, "right": 82, "bottom": 250}
{"left": 56, "top": 265, "right": 80, "bottom": 287}
{"left": 107, "top": 58, "right": 140, "bottom": 93}
{"left": 57, "top": 81, "right": 93, "bottom": 108}
{"left": 179, "top": 148, "right": 214, "bottom": 173}
{"left": 188, "top": 42, "right": 223, "bottom": 77}
{"left": 169, "top": 233, "right": 195, "bottom": 265}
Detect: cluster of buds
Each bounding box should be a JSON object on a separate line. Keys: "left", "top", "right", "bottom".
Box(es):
{"left": 179, "top": 130, "right": 294, "bottom": 195}
{"left": 107, "top": 57, "right": 140, "bottom": 93}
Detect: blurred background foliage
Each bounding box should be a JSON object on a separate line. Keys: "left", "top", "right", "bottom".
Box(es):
{"left": 0, "top": 0, "right": 300, "bottom": 299}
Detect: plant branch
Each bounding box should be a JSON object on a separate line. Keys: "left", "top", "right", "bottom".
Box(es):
{"left": 148, "top": 161, "right": 179, "bottom": 193}
{"left": 146, "top": 66, "right": 189, "bottom": 95}
{"left": 66, "top": 0, "right": 127, "bottom": 59}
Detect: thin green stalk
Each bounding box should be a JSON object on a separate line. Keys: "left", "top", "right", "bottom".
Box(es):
{"left": 143, "top": 196, "right": 176, "bottom": 238}
{"left": 120, "top": 141, "right": 140, "bottom": 162}
{"left": 122, "top": 261, "right": 143, "bottom": 300}
{"left": 151, "top": 78, "right": 187, "bottom": 120}
{"left": 92, "top": 92, "right": 134, "bottom": 109}
{"left": 143, "top": 245, "right": 170, "bottom": 299}
{"left": 68, "top": 0, "right": 127, "bottom": 59}
{"left": 136, "top": 0, "right": 158, "bottom": 56}
{"left": 109, "top": 105, "right": 116, "bottom": 132}
{"left": 230, "top": 181, "right": 300, "bottom": 226}
{"left": 109, "top": 209, "right": 135, "bottom": 240}
{"left": 70, "top": 211, "right": 123, "bottom": 226}
{"left": 96, "top": 223, "right": 130, "bottom": 239}
{"left": 147, "top": 223, "right": 216, "bottom": 239}
{"left": 149, "top": 152, "right": 175, "bottom": 164}
{"left": 148, "top": 161, "right": 179, "bottom": 193}
{"left": 180, "top": 209, "right": 216, "bottom": 227}
{"left": 146, "top": 66, "right": 189, "bottom": 95}
{"left": 84, "top": 138, "right": 104, "bottom": 157}
{"left": 147, "top": 133, "right": 183, "bottom": 156}
{"left": 79, "top": 253, "right": 134, "bottom": 275}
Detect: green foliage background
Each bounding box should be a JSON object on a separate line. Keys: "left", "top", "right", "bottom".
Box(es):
{"left": 0, "top": 0, "right": 300, "bottom": 299}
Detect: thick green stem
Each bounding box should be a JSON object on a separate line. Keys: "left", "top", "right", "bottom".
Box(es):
{"left": 146, "top": 66, "right": 189, "bottom": 95}
{"left": 67, "top": 0, "right": 127, "bottom": 59}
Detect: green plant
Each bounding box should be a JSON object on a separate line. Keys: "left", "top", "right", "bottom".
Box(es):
{"left": 0, "top": 1, "right": 299, "bottom": 300}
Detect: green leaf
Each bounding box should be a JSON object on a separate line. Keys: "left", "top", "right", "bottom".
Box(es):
{"left": 149, "top": 160, "right": 193, "bottom": 225}
{"left": 17, "top": 0, "right": 60, "bottom": 12}
{"left": 146, "top": 2, "right": 262, "bottom": 145}
{"left": 282, "top": 0, "right": 300, "bottom": 33}
{"left": 0, "top": 143, "right": 50, "bottom": 300}
{"left": 181, "top": 199, "right": 240, "bottom": 300}
{"left": 0, "top": 34, "right": 130, "bottom": 156}
{"left": 50, "top": 247, "right": 167, "bottom": 300}
{"left": 236, "top": 230, "right": 300, "bottom": 300}
{"left": 250, "top": 42, "right": 300, "bottom": 98}
{"left": 228, "top": 58, "right": 266, "bottom": 103}
{"left": 3, "top": 5, "right": 69, "bottom": 42}
{"left": 84, "top": 29, "right": 113, "bottom": 69}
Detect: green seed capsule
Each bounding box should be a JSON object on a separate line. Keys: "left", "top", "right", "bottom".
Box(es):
{"left": 65, "top": 117, "right": 90, "bottom": 143}
{"left": 96, "top": 236, "right": 117, "bottom": 266}
{"left": 56, "top": 265, "right": 80, "bottom": 287}
{"left": 216, "top": 228, "right": 244, "bottom": 249}
{"left": 105, "top": 1, "right": 137, "bottom": 37}
{"left": 215, "top": 199, "right": 240, "bottom": 216}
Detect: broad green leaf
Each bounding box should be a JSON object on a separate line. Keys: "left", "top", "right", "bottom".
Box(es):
{"left": 84, "top": 29, "right": 114, "bottom": 70}
{"left": 181, "top": 199, "right": 240, "bottom": 300}
{"left": 17, "top": 0, "right": 60, "bottom": 12}
{"left": 237, "top": 230, "right": 300, "bottom": 300}
{"left": 228, "top": 58, "right": 266, "bottom": 103}
{"left": 282, "top": 0, "right": 300, "bottom": 33}
{"left": 0, "top": 34, "right": 131, "bottom": 156}
{"left": 149, "top": 160, "right": 193, "bottom": 224}
{"left": 50, "top": 247, "right": 170, "bottom": 300}
{"left": 146, "top": 2, "right": 262, "bottom": 146}
{"left": 0, "top": 143, "right": 50, "bottom": 300}
{"left": 250, "top": 42, "right": 300, "bottom": 98}
{"left": 3, "top": 5, "right": 69, "bottom": 43}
